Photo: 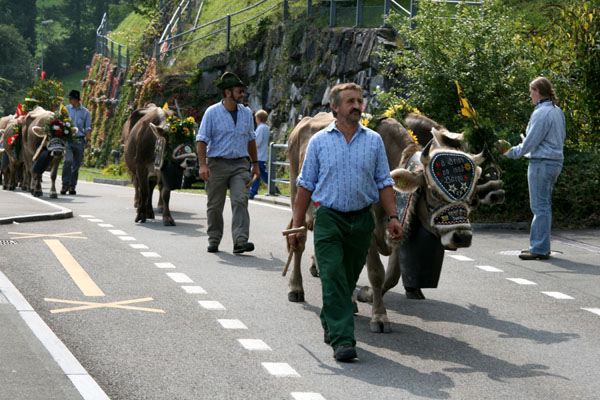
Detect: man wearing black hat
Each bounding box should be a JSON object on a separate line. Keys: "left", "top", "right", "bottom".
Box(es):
{"left": 61, "top": 89, "right": 91, "bottom": 195}
{"left": 196, "top": 72, "right": 260, "bottom": 253}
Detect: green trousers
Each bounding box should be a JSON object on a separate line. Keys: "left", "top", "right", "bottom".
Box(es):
{"left": 314, "top": 206, "right": 375, "bottom": 349}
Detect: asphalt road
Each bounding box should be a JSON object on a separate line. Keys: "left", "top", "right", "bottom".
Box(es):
{"left": 1, "top": 179, "right": 599, "bottom": 400}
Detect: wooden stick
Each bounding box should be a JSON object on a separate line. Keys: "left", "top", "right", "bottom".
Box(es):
{"left": 281, "top": 226, "right": 307, "bottom": 276}
{"left": 246, "top": 173, "right": 259, "bottom": 188}
{"left": 282, "top": 250, "right": 294, "bottom": 277}
{"left": 282, "top": 226, "right": 306, "bottom": 236}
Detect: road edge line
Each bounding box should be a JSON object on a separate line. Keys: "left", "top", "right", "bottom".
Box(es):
{"left": 0, "top": 270, "right": 109, "bottom": 400}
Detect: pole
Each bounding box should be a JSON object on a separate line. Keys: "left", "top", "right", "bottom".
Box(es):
{"left": 283, "top": 0, "right": 289, "bottom": 20}
{"left": 268, "top": 143, "right": 276, "bottom": 195}
{"left": 356, "top": 0, "right": 363, "bottom": 27}
{"left": 307, "top": 0, "right": 312, "bottom": 17}
{"left": 330, "top": 0, "right": 336, "bottom": 27}
{"left": 40, "top": 26, "right": 44, "bottom": 76}
{"left": 226, "top": 14, "right": 231, "bottom": 51}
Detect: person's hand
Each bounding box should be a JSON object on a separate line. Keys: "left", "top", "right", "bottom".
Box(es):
{"left": 495, "top": 139, "right": 512, "bottom": 155}
{"left": 387, "top": 218, "right": 403, "bottom": 241}
{"left": 288, "top": 231, "right": 306, "bottom": 251}
{"left": 251, "top": 163, "right": 260, "bottom": 181}
{"left": 199, "top": 164, "right": 210, "bottom": 181}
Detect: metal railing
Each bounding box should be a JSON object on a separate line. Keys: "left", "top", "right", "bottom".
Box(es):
{"left": 96, "top": 12, "right": 130, "bottom": 69}
{"left": 268, "top": 142, "right": 290, "bottom": 196}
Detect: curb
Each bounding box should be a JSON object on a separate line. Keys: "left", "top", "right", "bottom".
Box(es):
{"left": 92, "top": 177, "right": 131, "bottom": 186}
{"left": 251, "top": 194, "right": 290, "bottom": 208}
{"left": 0, "top": 193, "right": 73, "bottom": 225}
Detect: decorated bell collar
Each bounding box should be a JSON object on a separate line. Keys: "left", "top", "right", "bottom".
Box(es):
{"left": 172, "top": 144, "right": 195, "bottom": 160}
{"left": 426, "top": 151, "right": 476, "bottom": 202}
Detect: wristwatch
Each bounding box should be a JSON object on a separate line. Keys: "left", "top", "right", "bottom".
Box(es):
{"left": 387, "top": 215, "right": 399, "bottom": 222}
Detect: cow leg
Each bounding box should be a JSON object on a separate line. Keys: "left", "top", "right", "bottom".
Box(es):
{"left": 157, "top": 179, "right": 164, "bottom": 214}
{"left": 288, "top": 250, "right": 305, "bottom": 302}
{"left": 309, "top": 254, "right": 319, "bottom": 277}
{"left": 32, "top": 174, "right": 42, "bottom": 197}
{"left": 48, "top": 158, "right": 60, "bottom": 199}
{"left": 160, "top": 186, "right": 175, "bottom": 226}
{"left": 147, "top": 176, "right": 156, "bottom": 219}
{"left": 135, "top": 169, "right": 149, "bottom": 223}
{"left": 365, "top": 237, "right": 391, "bottom": 333}
{"left": 382, "top": 244, "right": 402, "bottom": 296}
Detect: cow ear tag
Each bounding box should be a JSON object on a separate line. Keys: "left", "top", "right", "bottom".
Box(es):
{"left": 429, "top": 152, "right": 475, "bottom": 201}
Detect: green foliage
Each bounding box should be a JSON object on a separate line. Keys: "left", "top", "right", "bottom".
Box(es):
{"left": 0, "top": 24, "right": 35, "bottom": 114}
{"left": 102, "top": 162, "right": 127, "bottom": 176}
{"left": 24, "top": 78, "right": 64, "bottom": 112}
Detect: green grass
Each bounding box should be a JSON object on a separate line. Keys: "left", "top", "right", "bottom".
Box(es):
{"left": 56, "top": 69, "right": 87, "bottom": 95}
{"left": 66, "top": 166, "right": 131, "bottom": 184}
{"left": 107, "top": 12, "right": 151, "bottom": 56}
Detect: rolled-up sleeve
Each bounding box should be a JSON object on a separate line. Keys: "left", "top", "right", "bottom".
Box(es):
{"left": 196, "top": 110, "right": 211, "bottom": 143}
{"left": 296, "top": 138, "right": 318, "bottom": 192}
{"left": 374, "top": 136, "right": 394, "bottom": 189}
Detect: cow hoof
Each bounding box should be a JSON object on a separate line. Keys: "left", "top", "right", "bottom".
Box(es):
{"left": 357, "top": 286, "right": 373, "bottom": 303}
{"left": 288, "top": 291, "right": 305, "bottom": 302}
{"left": 163, "top": 218, "right": 176, "bottom": 226}
{"left": 157, "top": 207, "right": 163, "bottom": 214}
{"left": 50, "top": 193, "right": 58, "bottom": 199}
{"left": 135, "top": 215, "right": 146, "bottom": 223}
{"left": 405, "top": 287, "right": 426, "bottom": 300}
{"left": 309, "top": 264, "right": 319, "bottom": 277}
{"left": 369, "top": 320, "right": 392, "bottom": 333}
{"left": 34, "top": 191, "right": 43, "bottom": 197}
{"left": 353, "top": 300, "right": 359, "bottom": 314}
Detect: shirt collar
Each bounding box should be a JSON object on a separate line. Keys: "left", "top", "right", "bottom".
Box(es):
{"left": 326, "top": 120, "right": 366, "bottom": 137}
{"left": 535, "top": 98, "right": 552, "bottom": 109}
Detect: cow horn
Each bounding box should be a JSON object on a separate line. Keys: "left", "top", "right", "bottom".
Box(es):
{"left": 472, "top": 143, "right": 486, "bottom": 166}
{"left": 149, "top": 122, "right": 162, "bottom": 139}
{"left": 420, "top": 139, "right": 433, "bottom": 164}
{"left": 32, "top": 126, "right": 46, "bottom": 137}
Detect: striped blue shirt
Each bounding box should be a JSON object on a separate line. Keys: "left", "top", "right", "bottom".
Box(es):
{"left": 297, "top": 121, "right": 394, "bottom": 212}
{"left": 505, "top": 100, "right": 566, "bottom": 161}
{"left": 196, "top": 102, "right": 256, "bottom": 158}
{"left": 66, "top": 104, "right": 91, "bottom": 137}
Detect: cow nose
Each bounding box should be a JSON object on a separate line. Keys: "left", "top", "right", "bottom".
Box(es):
{"left": 186, "top": 159, "right": 197, "bottom": 167}
{"left": 452, "top": 231, "right": 472, "bottom": 247}
{"left": 52, "top": 150, "right": 64, "bottom": 157}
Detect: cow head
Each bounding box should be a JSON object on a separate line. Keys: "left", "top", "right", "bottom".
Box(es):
{"left": 31, "top": 124, "right": 77, "bottom": 158}
{"left": 391, "top": 127, "right": 484, "bottom": 250}
{"left": 149, "top": 122, "right": 197, "bottom": 172}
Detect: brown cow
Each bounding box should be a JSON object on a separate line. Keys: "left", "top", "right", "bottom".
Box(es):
{"left": 21, "top": 107, "right": 73, "bottom": 198}
{"left": 0, "top": 116, "right": 23, "bottom": 191}
{"left": 285, "top": 112, "right": 504, "bottom": 333}
{"left": 124, "top": 104, "right": 198, "bottom": 226}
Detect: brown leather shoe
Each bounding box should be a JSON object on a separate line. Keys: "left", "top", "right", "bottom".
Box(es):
{"left": 519, "top": 251, "right": 550, "bottom": 260}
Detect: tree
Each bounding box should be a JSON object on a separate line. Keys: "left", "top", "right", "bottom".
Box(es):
{"left": 0, "top": 0, "right": 37, "bottom": 54}
{"left": 0, "top": 24, "right": 34, "bottom": 115}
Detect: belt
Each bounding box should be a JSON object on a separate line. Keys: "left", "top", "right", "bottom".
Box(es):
{"left": 211, "top": 156, "right": 247, "bottom": 161}
{"left": 331, "top": 205, "right": 371, "bottom": 218}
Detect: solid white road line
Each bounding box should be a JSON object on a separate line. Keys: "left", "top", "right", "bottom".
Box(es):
{"left": 119, "top": 236, "right": 136, "bottom": 241}
{"left": 582, "top": 308, "right": 600, "bottom": 316}
{"left": 476, "top": 265, "right": 503, "bottom": 272}
{"left": 182, "top": 286, "right": 207, "bottom": 294}
{"left": 154, "top": 262, "right": 176, "bottom": 269}
{"left": 291, "top": 393, "right": 327, "bottom": 400}
{"left": 217, "top": 319, "right": 248, "bottom": 329}
{"left": 98, "top": 223, "right": 114, "bottom": 228}
{"left": 166, "top": 273, "right": 193, "bottom": 283}
{"left": 448, "top": 254, "right": 474, "bottom": 262}
{"left": 129, "top": 244, "right": 148, "bottom": 249}
{"left": 141, "top": 252, "right": 161, "bottom": 258}
{"left": 238, "top": 339, "right": 272, "bottom": 351}
{"left": 0, "top": 271, "right": 109, "bottom": 400}
{"left": 506, "top": 278, "right": 537, "bottom": 285}
{"left": 88, "top": 219, "right": 103, "bottom": 222}
{"left": 108, "top": 229, "right": 127, "bottom": 235}
{"left": 198, "top": 301, "right": 226, "bottom": 310}
{"left": 262, "top": 362, "right": 300, "bottom": 377}
{"left": 542, "top": 291, "right": 574, "bottom": 300}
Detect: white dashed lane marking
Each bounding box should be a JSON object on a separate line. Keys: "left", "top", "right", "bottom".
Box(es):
{"left": 130, "top": 244, "right": 149, "bottom": 249}
{"left": 507, "top": 278, "right": 537, "bottom": 285}
{"left": 141, "top": 252, "right": 161, "bottom": 258}
{"left": 98, "top": 223, "right": 113, "bottom": 228}
{"left": 79, "top": 215, "right": 94, "bottom": 218}
{"left": 448, "top": 254, "right": 474, "bottom": 262}
{"left": 108, "top": 229, "right": 127, "bottom": 235}
{"left": 182, "top": 286, "right": 207, "bottom": 294}
{"left": 155, "top": 262, "right": 176, "bottom": 269}
{"left": 119, "top": 236, "right": 136, "bottom": 241}
{"left": 88, "top": 219, "right": 103, "bottom": 222}
{"left": 218, "top": 319, "right": 247, "bottom": 329}
{"left": 291, "top": 393, "right": 327, "bottom": 400}
{"left": 198, "top": 301, "right": 226, "bottom": 310}
{"left": 262, "top": 363, "right": 300, "bottom": 377}
{"left": 166, "top": 273, "right": 193, "bottom": 283}
{"left": 476, "top": 265, "right": 503, "bottom": 272}
{"left": 237, "top": 339, "right": 272, "bottom": 351}
{"left": 542, "top": 291, "right": 574, "bottom": 300}
{"left": 582, "top": 308, "right": 600, "bottom": 316}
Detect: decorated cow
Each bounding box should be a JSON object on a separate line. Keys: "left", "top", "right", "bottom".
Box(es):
{"left": 124, "top": 104, "right": 198, "bottom": 226}
{"left": 0, "top": 115, "right": 24, "bottom": 191}
{"left": 21, "top": 106, "right": 76, "bottom": 198}
{"left": 285, "top": 111, "right": 504, "bottom": 333}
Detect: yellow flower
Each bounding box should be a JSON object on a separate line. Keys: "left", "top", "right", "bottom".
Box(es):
{"left": 408, "top": 129, "right": 418, "bottom": 144}
{"left": 187, "top": 116, "right": 195, "bottom": 123}
{"left": 170, "top": 126, "right": 176, "bottom": 133}
{"left": 183, "top": 127, "right": 190, "bottom": 135}
{"left": 360, "top": 118, "right": 371, "bottom": 126}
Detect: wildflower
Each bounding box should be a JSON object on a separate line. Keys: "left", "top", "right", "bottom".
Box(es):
{"left": 408, "top": 129, "right": 418, "bottom": 144}
{"left": 360, "top": 118, "right": 371, "bottom": 127}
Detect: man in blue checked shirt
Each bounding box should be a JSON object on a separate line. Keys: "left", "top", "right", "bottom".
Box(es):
{"left": 288, "top": 83, "right": 403, "bottom": 362}
{"left": 196, "top": 72, "right": 261, "bottom": 254}
{"left": 61, "top": 90, "right": 91, "bottom": 195}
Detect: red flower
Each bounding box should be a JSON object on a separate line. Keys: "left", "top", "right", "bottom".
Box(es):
{"left": 7, "top": 134, "right": 18, "bottom": 146}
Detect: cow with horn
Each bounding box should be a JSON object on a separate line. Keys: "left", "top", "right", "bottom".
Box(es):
{"left": 124, "top": 103, "right": 198, "bottom": 226}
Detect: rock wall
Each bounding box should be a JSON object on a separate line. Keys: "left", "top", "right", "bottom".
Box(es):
{"left": 194, "top": 21, "right": 398, "bottom": 141}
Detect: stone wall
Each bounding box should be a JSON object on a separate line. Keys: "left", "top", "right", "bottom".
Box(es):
{"left": 194, "top": 21, "right": 398, "bottom": 141}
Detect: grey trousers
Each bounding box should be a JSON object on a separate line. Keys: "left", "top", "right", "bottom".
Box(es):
{"left": 206, "top": 157, "right": 251, "bottom": 245}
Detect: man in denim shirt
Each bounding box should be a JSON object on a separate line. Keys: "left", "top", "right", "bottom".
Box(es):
{"left": 288, "top": 83, "right": 403, "bottom": 361}
{"left": 502, "top": 77, "right": 566, "bottom": 260}
{"left": 61, "top": 90, "right": 91, "bottom": 195}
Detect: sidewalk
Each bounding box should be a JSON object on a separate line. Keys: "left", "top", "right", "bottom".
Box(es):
{"left": 0, "top": 189, "right": 72, "bottom": 224}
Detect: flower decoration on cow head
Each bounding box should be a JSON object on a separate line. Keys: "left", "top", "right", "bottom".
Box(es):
{"left": 44, "top": 104, "right": 76, "bottom": 141}
{"left": 153, "top": 114, "right": 198, "bottom": 165}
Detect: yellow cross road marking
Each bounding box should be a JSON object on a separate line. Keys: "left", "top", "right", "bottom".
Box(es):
{"left": 9, "top": 232, "right": 88, "bottom": 240}
{"left": 44, "top": 297, "right": 165, "bottom": 314}
{"left": 44, "top": 239, "right": 105, "bottom": 297}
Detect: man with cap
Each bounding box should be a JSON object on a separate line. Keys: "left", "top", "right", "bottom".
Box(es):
{"left": 61, "top": 89, "right": 91, "bottom": 195}
{"left": 196, "top": 72, "right": 260, "bottom": 253}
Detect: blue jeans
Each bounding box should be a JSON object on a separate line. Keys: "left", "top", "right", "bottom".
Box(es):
{"left": 527, "top": 159, "right": 562, "bottom": 254}
{"left": 249, "top": 161, "right": 269, "bottom": 198}
{"left": 62, "top": 138, "right": 85, "bottom": 187}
